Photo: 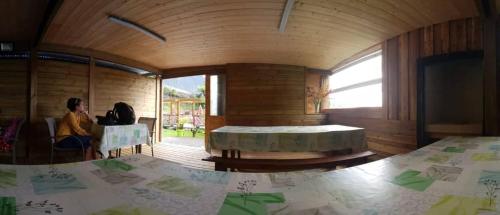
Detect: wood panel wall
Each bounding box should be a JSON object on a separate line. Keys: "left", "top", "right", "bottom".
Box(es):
{"left": 0, "top": 47, "right": 160, "bottom": 163}
{"left": 0, "top": 59, "right": 28, "bottom": 162}
{"left": 35, "top": 60, "right": 156, "bottom": 119}
{"left": 37, "top": 60, "right": 89, "bottom": 119}
{"left": 328, "top": 17, "right": 483, "bottom": 155}
{"left": 28, "top": 59, "right": 156, "bottom": 163}
{"left": 0, "top": 60, "right": 27, "bottom": 121}
{"left": 225, "top": 63, "right": 327, "bottom": 126}
{"left": 94, "top": 67, "right": 156, "bottom": 118}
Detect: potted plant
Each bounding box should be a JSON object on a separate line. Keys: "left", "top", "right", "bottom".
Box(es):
{"left": 306, "top": 86, "right": 331, "bottom": 113}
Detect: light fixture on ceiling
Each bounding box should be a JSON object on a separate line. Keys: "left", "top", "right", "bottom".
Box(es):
{"left": 108, "top": 15, "right": 166, "bottom": 43}
{"left": 278, "top": 0, "right": 295, "bottom": 32}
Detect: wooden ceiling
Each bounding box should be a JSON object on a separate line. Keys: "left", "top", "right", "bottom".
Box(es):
{"left": 1, "top": 0, "right": 49, "bottom": 47}
{"left": 43, "top": 0, "right": 478, "bottom": 70}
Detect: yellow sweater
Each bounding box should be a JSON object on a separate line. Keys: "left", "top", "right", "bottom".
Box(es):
{"left": 56, "top": 112, "right": 92, "bottom": 142}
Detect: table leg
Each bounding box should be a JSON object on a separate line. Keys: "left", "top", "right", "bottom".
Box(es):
{"left": 134, "top": 145, "right": 142, "bottom": 154}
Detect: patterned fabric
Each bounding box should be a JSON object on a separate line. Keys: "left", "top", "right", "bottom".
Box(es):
{"left": 91, "top": 124, "right": 149, "bottom": 158}
{"left": 0, "top": 136, "right": 499, "bottom": 215}
{"left": 0, "top": 118, "right": 22, "bottom": 152}
{"left": 208, "top": 125, "right": 366, "bottom": 153}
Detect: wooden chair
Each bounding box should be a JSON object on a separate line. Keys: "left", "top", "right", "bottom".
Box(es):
{"left": 45, "top": 118, "right": 86, "bottom": 164}
{"left": 138, "top": 117, "right": 157, "bottom": 157}
{"left": 203, "top": 150, "right": 376, "bottom": 172}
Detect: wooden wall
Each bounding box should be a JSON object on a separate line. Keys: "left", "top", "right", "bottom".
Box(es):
{"left": 328, "top": 17, "right": 483, "bottom": 155}
{"left": 94, "top": 67, "right": 156, "bottom": 118}
{"left": 225, "top": 63, "right": 327, "bottom": 126}
{"left": 0, "top": 60, "right": 27, "bottom": 121}
{"left": 0, "top": 59, "right": 28, "bottom": 162}
{"left": 28, "top": 58, "right": 156, "bottom": 163}
{"left": 30, "top": 59, "right": 156, "bottom": 121}
{"left": 37, "top": 60, "right": 89, "bottom": 119}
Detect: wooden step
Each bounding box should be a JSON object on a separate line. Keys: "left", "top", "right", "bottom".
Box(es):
{"left": 203, "top": 150, "right": 376, "bottom": 172}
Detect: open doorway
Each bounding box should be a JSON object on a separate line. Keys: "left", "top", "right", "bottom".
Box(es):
{"left": 162, "top": 75, "right": 205, "bottom": 149}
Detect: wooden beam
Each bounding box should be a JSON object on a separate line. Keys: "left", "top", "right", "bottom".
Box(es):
{"left": 34, "top": 0, "right": 63, "bottom": 47}
{"left": 164, "top": 98, "right": 204, "bottom": 102}
{"left": 155, "top": 75, "right": 162, "bottom": 143}
{"left": 303, "top": 69, "right": 307, "bottom": 114}
{"left": 475, "top": 0, "right": 496, "bottom": 19}
{"left": 278, "top": 0, "right": 295, "bottom": 32}
{"left": 205, "top": 74, "right": 211, "bottom": 149}
{"left": 162, "top": 65, "right": 225, "bottom": 79}
{"left": 28, "top": 50, "right": 38, "bottom": 123}
{"left": 408, "top": 30, "right": 420, "bottom": 121}
{"left": 25, "top": 49, "right": 39, "bottom": 161}
{"left": 162, "top": 64, "right": 326, "bottom": 79}
{"left": 330, "top": 44, "right": 382, "bottom": 72}
{"left": 386, "top": 37, "right": 400, "bottom": 120}
{"left": 330, "top": 79, "right": 382, "bottom": 93}
{"left": 496, "top": 18, "right": 500, "bottom": 135}
{"left": 88, "top": 57, "right": 95, "bottom": 117}
{"left": 306, "top": 68, "right": 332, "bottom": 75}
{"left": 37, "top": 43, "right": 160, "bottom": 74}
{"left": 382, "top": 40, "right": 389, "bottom": 120}
{"left": 479, "top": 0, "right": 498, "bottom": 135}
{"left": 399, "top": 33, "right": 409, "bottom": 121}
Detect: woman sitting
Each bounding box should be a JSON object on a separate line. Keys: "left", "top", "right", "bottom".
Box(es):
{"left": 56, "top": 98, "right": 95, "bottom": 160}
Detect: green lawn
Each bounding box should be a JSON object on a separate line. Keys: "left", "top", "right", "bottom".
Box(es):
{"left": 162, "top": 128, "right": 204, "bottom": 139}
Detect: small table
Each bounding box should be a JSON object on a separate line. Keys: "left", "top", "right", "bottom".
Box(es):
{"left": 91, "top": 124, "right": 150, "bottom": 158}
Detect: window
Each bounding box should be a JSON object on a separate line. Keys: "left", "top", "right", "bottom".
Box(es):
{"left": 328, "top": 51, "right": 382, "bottom": 109}
{"left": 209, "top": 74, "right": 225, "bottom": 116}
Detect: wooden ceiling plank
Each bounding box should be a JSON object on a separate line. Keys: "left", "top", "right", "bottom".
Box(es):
{"left": 43, "top": 0, "right": 81, "bottom": 41}
{"left": 82, "top": 1, "right": 283, "bottom": 47}
{"left": 101, "top": 20, "right": 376, "bottom": 51}
{"left": 68, "top": 1, "right": 128, "bottom": 45}
{"left": 302, "top": 0, "right": 412, "bottom": 32}
{"left": 53, "top": 0, "right": 103, "bottom": 43}
{"left": 80, "top": 0, "right": 151, "bottom": 47}
{"left": 100, "top": 11, "right": 387, "bottom": 49}
{"left": 35, "top": 0, "right": 63, "bottom": 47}
{"left": 0, "top": 0, "right": 49, "bottom": 45}
{"left": 43, "top": 0, "right": 481, "bottom": 69}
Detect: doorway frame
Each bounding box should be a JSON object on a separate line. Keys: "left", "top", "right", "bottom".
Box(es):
{"left": 160, "top": 66, "right": 226, "bottom": 149}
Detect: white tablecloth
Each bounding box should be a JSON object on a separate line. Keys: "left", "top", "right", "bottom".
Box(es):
{"left": 91, "top": 124, "right": 149, "bottom": 157}
{"left": 208, "top": 125, "right": 366, "bottom": 153}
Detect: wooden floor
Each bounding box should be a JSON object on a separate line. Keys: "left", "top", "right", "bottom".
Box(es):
{"left": 3, "top": 140, "right": 386, "bottom": 171}
{"left": 118, "top": 143, "right": 214, "bottom": 171}
{"left": 117, "top": 143, "right": 387, "bottom": 172}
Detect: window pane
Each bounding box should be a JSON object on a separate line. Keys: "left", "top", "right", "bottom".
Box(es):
{"left": 209, "top": 75, "right": 225, "bottom": 116}
{"left": 210, "top": 75, "right": 219, "bottom": 116}
{"left": 329, "top": 54, "right": 382, "bottom": 90}
{"left": 329, "top": 83, "right": 382, "bottom": 108}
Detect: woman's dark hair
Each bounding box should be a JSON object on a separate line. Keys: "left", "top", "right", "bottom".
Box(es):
{"left": 66, "top": 98, "right": 82, "bottom": 111}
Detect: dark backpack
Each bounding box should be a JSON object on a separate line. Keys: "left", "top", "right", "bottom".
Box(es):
{"left": 96, "top": 110, "right": 118, "bottom": 125}
{"left": 113, "top": 102, "right": 136, "bottom": 125}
